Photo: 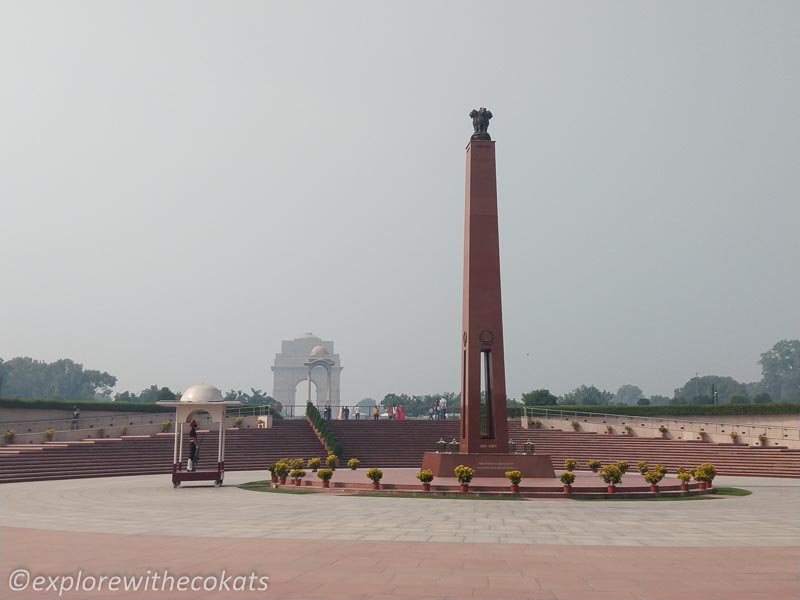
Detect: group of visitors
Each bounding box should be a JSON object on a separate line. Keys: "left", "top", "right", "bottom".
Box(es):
{"left": 428, "top": 398, "right": 448, "bottom": 420}
{"left": 322, "top": 404, "right": 361, "bottom": 420}
{"left": 386, "top": 404, "right": 406, "bottom": 420}
{"left": 321, "top": 403, "right": 413, "bottom": 420}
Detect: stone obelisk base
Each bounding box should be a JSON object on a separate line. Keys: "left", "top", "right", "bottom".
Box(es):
{"left": 420, "top": 451, "right": 556, "bottom": 478}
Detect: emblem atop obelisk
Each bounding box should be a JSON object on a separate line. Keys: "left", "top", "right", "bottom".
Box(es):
{"left": 469, "top": 107, "right": 493, "bottom": 140}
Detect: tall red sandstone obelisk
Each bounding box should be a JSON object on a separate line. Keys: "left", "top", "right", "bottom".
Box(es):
{"left": 419, "top": 109, "right": 554, "bottom": 478}
{"left": 460, "top": 116, "right": 509, "bottom": 454}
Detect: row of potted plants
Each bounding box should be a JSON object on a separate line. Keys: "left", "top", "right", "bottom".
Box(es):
{"left": 267, "top": 455, "right": 361, "bottom": 486}
{"left": 305, "top": 402, "right": 343, "bottom": 457}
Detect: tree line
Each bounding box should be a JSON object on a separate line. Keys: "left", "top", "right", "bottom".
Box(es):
{"left": 2, "top": 339, "right": 797, "bottom": 408}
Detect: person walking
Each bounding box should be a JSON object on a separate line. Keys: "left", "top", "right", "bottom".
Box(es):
{"left": 387, "top": 405, "right": 394, "bottom": 420}
{"left": 354, "top": 405, "right": 360, "bottom": 420}
{"left": 71, "top": 405, "right": 81, "bottom": 430}
{"left": 372, "top": 405, "right": 379, "bottom": 421}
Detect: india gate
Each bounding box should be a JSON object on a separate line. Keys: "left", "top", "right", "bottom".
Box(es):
{"left": 271, "top": 333, "right": 343, "bottom": 411}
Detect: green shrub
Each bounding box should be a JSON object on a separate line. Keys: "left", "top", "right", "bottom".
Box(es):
{"left": 637, "top": 461, "right": 649, "bottom": 475}
{"left": 416, "top": 469, "right": 434, "bottom": 483}
{"left": 307, "top": 457, "right": 322, "bottom": 470}
{"left": 616, "top": 461, "right": 630, "bottom": 474}
{"left": 347, "top": 458, "right": 360, "bottom": 470}
{"left": 560, "top": 471, "right": 576, "bottom": 485}
{"left": 274, "top": 461, "right": 290, "bottom": 478}
{"left": 326, "top": 454, "right": 338, "bottom": 469}
{"left": 290, "top": 469, "right": 306, "bottom": 480}
{"left": 0, "top": 397, "right": 172, "bottom": 414}
{"left": 644, "top": 470, "right": 664, "bottom": 485}
{"left": 317, "top": 468, "right": 334, "bottom": 481}
{"left": 454, "top": 465, "right": 474, "bottom": 484}
{"left": 160, "top": 420, "right": 172, "bottom": 432}
{"left": 599, "top": 464, "right": 623, "bottom": 485}
{"left": 306, "top": 402, "right": 343, "bottom": 456}
{"left": 676, "top": 468, "right": 692, "bottom": 484}
{"left": 45, "top": 428, "right": 55, "bottom": 441}
{"left": 564, "top": 458, "right": 578, "bottom": 471}
{"left": 553, "top": 403, "right": 800, "bottom": 417}
{"left": 505, "top": 470, "right": 522, "bottom": 485}
{"left": 587, "top": 459, "right": 601, "bottom": 472}
{"left": 366, "top": 468, "right": 383, "bottom": 483}
{"left": 4, "top": 429, "right": 16, "bottom": 442}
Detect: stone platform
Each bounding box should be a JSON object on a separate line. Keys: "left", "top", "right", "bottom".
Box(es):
{"left": 421, "top": 450, "right": 556, "bottom": 478}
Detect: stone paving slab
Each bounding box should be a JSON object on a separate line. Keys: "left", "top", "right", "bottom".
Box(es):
{"left": 0, "top": 472, "right": 797, "bottom": 599}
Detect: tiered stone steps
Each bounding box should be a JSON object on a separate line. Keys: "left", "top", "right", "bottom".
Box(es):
{"left": 0, "top": 421, "right": 325, "bottom": 484}
{"left": 326, "top": 420, "right": 459, "bottom": 467}
{"left": 2, "top": 419, "right": 798, "bottom": 483}
{"left": 506, "top": 422, "right": 800, "bottom": 478}
{"left": 325, "top": 420, "right": 800, "bottom": 477}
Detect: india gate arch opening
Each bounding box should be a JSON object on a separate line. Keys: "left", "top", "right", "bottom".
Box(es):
{"left": 271, "top": 333, "right": 343, "bottom": 413}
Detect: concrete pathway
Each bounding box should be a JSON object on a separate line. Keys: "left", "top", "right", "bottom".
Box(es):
{"left": 0, "top": 472, "right": 797, "bottom": 599}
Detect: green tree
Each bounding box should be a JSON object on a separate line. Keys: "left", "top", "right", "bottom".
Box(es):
{"left": 614, "top": 384, "right": 643, "bottom": 405}
{"left": 753, "top": 392, "right": 773, "bottom": 404}
{"left": 729, "top": 394, "right": 750, "bottom": 404}
{"left": 521, "top": 389, "right": 558, "bottom": 406}
{"left": 759, "top": 340, "right": 800, "bottom": 403}
{"left": 674, "top": 375, "right": 746, "bottom": 404}
{"left": 156, "top": 387, "right": 177, "bottom": 401}
{"left": 560, "top": 385, "right": 614, "bottom": 405}
{"left": 636, "top": 398, "right": 651, "bottom": 405}
{"left": 0, "top": 357, "right": 117, "bottom": 401}
{"left": 649, "top": 395, "right": 671, "bottom": 405}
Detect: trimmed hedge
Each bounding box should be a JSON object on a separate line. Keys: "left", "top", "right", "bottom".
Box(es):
{"left": 528, "top": 403, "right": 800, "bottom": 417}
{"left": 306, "top": 402, "right": 343, "bottom": 456}
{"left": 0, "top": 397, "right": 173, "bottom": 413}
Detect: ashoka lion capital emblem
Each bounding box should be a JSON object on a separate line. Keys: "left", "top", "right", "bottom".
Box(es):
{"left": 469, "top": 107, "right": 493, "bottom": 141}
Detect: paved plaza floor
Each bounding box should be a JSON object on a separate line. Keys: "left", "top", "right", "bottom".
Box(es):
{"left": 0, "top": 471, "right": 798, "bottom": 599}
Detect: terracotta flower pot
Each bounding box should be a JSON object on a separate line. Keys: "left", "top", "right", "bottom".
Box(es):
{"left": 563, "top": 484, "right": 572, "bottom": 494}
{"left": 372, "top": 481, "right": 380, "bottom": 490}
{"left": 650, "top": 485, "right": 659, "bottom": 492}
{"left": 510, "top": 484, "right": 520, "bottom": 493}
{"left": 680, "top": 483, "right": 689, "bottom": 491}
{"left": 293, "top": 479, "right": 301, "bottom": 486}
{"left": 422, "top": 483, "right": 431, "bottom": 492}
{"left": 271, "top": 475, "right": 278, "bottom": 483}
{"left": 459, "top": 484, "right": 469, "bottom": 493}
{"left": 278, "top": 477, "right": 286, "bottom": 485}
{"left": 607, "top": 485, "right": 616, "bottom": 494}
{"left": 698, "top": 482, "right": 707, "bottom": 489}
{"left": 707, "top": 481, "right": 713, "bottom": 490}
{"left": 322, "top": 480, "right": 330, "bottom": 488}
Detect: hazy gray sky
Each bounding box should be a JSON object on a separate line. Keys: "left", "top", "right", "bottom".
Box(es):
{"left": 1, "top": 2, "right": 798, "bottom": 407}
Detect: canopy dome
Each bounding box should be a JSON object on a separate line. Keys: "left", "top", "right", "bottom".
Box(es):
{"left": 180, "top": 384, "right": 224, "bottom": 403}
{"left": 309, "top": 345, "right": 330, "bottom": 358}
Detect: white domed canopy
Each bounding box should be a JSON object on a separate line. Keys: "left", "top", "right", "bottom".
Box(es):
{"left": 181, "top": 384, "right": 224, "bottom": 403}
{"left": 309, "top": 345, "right": 330, "bottom": 358}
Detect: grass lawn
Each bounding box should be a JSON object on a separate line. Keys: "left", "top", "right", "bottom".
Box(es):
{"left": 239, "top": 481, "right": 321, "bottom": 494}
{"left": 573, "top": 487, "right": 752, "bottom": 501}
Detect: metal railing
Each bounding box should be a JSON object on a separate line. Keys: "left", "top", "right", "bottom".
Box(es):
{"left": 523, "top": 407, "right": 800, "bottom": 441}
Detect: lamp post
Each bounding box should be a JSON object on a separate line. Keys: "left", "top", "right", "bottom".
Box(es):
{"left": 448, "top": 438, "right": 459, "bottom": 454}
{"left": 436, "top": 438, "right": 447, "bottom": 453}
{"left": 507, "top": 439, "right": 516, "bottom": 454}
{"left": 524, "top": 440, "right": 533, "bottom": 455}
